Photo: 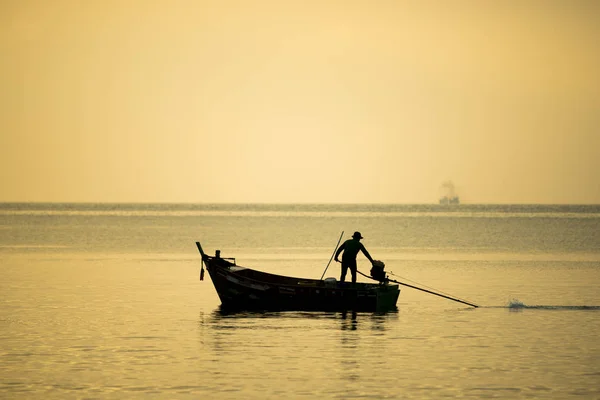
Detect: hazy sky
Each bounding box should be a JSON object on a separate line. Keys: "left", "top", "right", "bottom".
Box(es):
{"left": 2, "top": 0, "right": 599, "bottom": 204}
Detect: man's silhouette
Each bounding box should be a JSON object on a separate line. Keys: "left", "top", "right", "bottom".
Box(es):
{"left": 334, "top": 231, "right": 374, "bottom": 283}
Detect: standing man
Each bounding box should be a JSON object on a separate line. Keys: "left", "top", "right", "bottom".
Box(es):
{"left": 334, "top": 231, "right": 374, "bottom": 283}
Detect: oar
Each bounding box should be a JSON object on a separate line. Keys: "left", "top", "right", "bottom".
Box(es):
{"left": 320, "top": 231, "right": 344, "bottom": 280}
{"left": 387, "top": 277, "right": 478, "bottom": 308}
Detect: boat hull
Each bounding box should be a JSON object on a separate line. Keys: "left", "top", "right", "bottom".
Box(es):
{"left": 205, "top": 256, "right": 400, "bottom": 312}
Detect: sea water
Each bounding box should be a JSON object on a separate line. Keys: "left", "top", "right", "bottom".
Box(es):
{"left": 1, "top": 203, "right": 599, "bottom": 399}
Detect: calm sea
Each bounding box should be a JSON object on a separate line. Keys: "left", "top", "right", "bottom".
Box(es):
{"left": 1, "top": 203, "right": 599, "bottom": 399}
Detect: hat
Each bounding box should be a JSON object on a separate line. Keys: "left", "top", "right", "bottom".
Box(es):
{"left": 352, "top": 231, "right": 363, "bottom": 239}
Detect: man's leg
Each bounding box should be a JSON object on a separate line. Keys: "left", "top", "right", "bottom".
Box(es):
{"left": 340, "top": 262, "right": 348, "bottom": 282}
{"left": 349, "top": 260, "right": 357, "bottom": 283}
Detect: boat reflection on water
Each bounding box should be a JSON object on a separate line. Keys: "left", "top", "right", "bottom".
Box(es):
{"left": 340, "top": 310, "right": 358, "bottom": 331}
{"left": 201, "top": 308, "right": 398, "bottom": 331}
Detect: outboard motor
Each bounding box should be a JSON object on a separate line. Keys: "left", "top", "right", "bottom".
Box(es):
{"left": 370, "top": 260, "right": 387, "bottom": 282}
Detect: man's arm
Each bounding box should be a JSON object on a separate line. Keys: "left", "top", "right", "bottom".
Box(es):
{"left": 334, "top": 241, "right": 346, "bottom": 262}
{"left": 360, "top": 244, "right": 374, "bottom": 263}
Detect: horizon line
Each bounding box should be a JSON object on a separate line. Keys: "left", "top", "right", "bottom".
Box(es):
{"left": 0, "top": 201, "right": 599, "bottom": 206}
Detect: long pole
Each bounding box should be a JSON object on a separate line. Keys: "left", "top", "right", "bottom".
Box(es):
{"left": 320, "top": 231, "right": 344, "bottom": 280}
{"left": 388, "top": 278, "right": 478, "bottom": 308}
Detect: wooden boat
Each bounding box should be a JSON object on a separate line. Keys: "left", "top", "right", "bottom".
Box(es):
{"left": 196, "top": 242, "right": 400, "bottom": 312}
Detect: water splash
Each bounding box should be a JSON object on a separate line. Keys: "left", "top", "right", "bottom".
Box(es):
{"left": 508, "top": 299, "right": 526, "bottom": 309}
{"left": 505, "top": 299, "right": 600, "bottom": 310}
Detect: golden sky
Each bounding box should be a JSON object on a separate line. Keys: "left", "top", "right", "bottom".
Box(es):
{"left": 1, "top": 0, "right": 599, "bottom": 203}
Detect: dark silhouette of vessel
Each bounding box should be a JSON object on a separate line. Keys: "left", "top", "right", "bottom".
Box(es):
{"left": 439, "top": 195, "right": 460, "bottom": 205}
{"left": 439, "top": 181, "right": 460, "bottom": 205}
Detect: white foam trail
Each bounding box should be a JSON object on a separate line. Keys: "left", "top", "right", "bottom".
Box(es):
{"left": 501, "top": 299, "right": 600, "bottom": 310}
{"left": 508, "top": 298, "right": 526, "bottom": 308}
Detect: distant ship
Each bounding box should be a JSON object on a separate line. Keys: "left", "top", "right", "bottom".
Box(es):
{"left": 439, "top": 181, "right": 460, "bottom": 205}
{"left": 439, "top": 195, "right": 460, "bottom": 205}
